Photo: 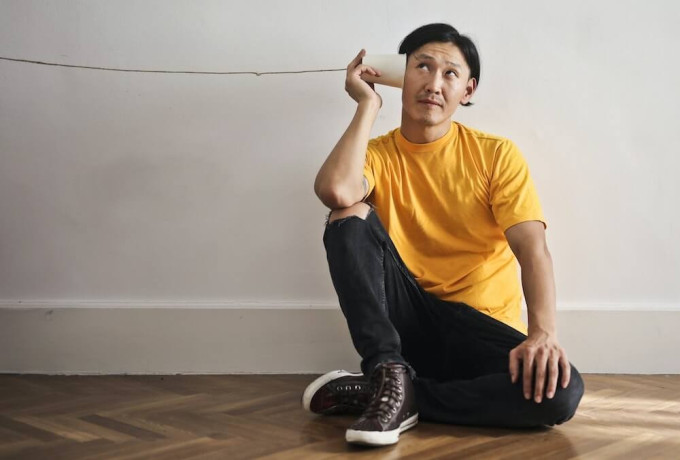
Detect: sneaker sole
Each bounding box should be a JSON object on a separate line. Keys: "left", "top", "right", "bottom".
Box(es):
{"left": 345, "top": 413, "right": 419, "bottom": 446}
{"left": 301, "top": 370, "right": 363, "bottom": 413}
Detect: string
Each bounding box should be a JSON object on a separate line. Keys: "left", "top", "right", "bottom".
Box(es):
{"left": 0, "top": 56, "right": 345, "bottom": 76}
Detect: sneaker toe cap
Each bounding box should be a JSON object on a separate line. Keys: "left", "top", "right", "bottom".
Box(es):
{"left": 349, "top": 417, "right": 385, "bottom": 432}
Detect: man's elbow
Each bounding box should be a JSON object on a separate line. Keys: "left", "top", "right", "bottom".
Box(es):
{"left": 315, "top": 185, "right": 360, "bottom": 210}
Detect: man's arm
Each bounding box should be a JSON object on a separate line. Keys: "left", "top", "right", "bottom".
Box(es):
{"left": 505, "top": 221, "right": 571, "bottom": 403}
{"left": 314, "top": 49, "right": 382, "bottom": 209}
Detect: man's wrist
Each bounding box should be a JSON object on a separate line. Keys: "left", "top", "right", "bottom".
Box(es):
{"left": 357, "top": 99, "right": 381, "bottom": 113}
{"left": 527, "top": 324, "right": 556, "bottom": 338}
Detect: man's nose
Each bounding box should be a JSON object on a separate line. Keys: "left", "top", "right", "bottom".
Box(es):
{"left": 425, "top": 73, "right": 443, "bottom": 94}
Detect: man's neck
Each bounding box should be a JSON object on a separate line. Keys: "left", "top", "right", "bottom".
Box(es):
{"left": 399, "top": 116, "right": 452, "bottom": 144}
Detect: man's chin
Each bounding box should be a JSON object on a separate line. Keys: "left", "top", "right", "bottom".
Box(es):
{"left": 418, "top": 115, "right": 445, "bottom": 127}
{"left": 402, "top": 108, "right": 449, "bottom": 128}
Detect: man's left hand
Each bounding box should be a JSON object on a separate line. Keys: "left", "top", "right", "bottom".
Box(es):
{"left": 508, "top": 331, "right": 570, "bottom": 403}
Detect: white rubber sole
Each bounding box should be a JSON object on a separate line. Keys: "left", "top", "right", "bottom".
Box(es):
{"left": 302, "top": 370, "right": 363, "bottom": 413}
{"left": 345, "top": 413, "right": 419, "bottom": 446}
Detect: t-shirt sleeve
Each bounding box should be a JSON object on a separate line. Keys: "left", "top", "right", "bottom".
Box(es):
{"left": 362, "top": 141, "right": 381, "bottom": 199}
{"left": 489, "top": 140, "right": 547, "bottom": 231}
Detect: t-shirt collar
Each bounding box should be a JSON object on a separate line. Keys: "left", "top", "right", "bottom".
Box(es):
{"left": 396, "top": 122, "right": 456, "bottom": 153}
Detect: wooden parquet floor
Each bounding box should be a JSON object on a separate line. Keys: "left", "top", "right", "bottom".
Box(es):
{"left": 0, "top": 374, "right": 678, "bottom": 459}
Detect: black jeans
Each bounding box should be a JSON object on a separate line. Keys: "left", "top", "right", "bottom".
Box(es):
{"left": 323, "top": 207, "right": 584, "bottom": 428}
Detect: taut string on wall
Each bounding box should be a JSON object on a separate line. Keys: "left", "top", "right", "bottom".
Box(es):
{"left": 0, "top": 56, "right": 345, "bottom": 76}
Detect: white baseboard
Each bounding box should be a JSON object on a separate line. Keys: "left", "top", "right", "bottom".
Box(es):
{"left": 1, "top": 301, "right": 678, "bottom": 374}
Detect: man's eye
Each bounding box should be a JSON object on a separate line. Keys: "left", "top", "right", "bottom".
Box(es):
{"left": 446, "top": 71, "right": 457, "bottom": 77}
{"left": 417, "top": 63, "right": 428, "bottom": 69}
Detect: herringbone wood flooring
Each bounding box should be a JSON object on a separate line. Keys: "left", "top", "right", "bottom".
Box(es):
{"left": 0, "top": 374, "right": 678, "bottom": 459}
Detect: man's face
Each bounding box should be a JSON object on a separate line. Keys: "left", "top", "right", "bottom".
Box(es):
{"left": 401, "top": 41, "right": 477, "bottom": 129}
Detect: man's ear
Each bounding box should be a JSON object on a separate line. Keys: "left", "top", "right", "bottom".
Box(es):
{"left": 460, "top": 78, "right": 478, "bottom": 105}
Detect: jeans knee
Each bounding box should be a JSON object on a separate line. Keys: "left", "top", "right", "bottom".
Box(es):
{"left": 323, "top": 204, "right": 378, "bottom": 256}
{"left": 326, "top": 202, "right": 373, "bottom": 226}
{"left": 540, "top": 366, "right": 585, "bottom": 426}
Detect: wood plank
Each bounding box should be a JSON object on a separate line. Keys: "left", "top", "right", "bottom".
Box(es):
{"left": 0, "top": 374, "right": 678, "bottom": 458}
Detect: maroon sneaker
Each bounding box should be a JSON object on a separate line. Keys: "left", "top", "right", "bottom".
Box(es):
{"left": 345, "top": 362, "right": 418, "bottom": 446}
{"left": 302, "top": 370, "right": 372, "bottom": 415}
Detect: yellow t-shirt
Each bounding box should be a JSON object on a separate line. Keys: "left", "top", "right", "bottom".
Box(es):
{"left": 363, "top": 121, "right": 546, "bottom": 334}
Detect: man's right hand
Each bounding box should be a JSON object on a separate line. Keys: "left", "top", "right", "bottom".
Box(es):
{"left": 345, "top": 49, "right": 383, "bottom": 108}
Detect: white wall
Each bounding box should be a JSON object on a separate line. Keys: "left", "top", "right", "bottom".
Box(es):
{"left": 1, "top": 0, "right": 679, "bottom": 373}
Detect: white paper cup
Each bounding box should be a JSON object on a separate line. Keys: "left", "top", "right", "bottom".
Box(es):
{"left": 361, "top": 54, "right": 406, "bottom": 89}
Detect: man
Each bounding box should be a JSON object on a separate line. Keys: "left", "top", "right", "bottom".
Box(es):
{"left": 303, "top": 23, "right": 584, "bottom": 447}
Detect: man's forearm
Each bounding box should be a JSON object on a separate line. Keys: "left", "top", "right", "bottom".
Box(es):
{"left": 314, "top": 100, "right": 380, "bottom": 209}
{"left": 520, "top": 248, "right": 557, "bottom": 337}
{"left": 506, "top": 220, "right": 570, "bottom": 398}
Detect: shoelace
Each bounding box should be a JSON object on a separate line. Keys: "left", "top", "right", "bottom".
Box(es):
{"left": 362, "top": 367, "right": 404, "bottom": 423}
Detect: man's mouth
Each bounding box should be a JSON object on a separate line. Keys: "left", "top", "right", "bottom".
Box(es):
{"left": 418, "top": 99, "right": 442, "bottom": 107}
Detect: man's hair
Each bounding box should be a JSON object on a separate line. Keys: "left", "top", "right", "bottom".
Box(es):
{"left": 398, "top": 23, "right": 480, "bottom": 107}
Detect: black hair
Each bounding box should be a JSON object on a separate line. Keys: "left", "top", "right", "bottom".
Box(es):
{"left": 398, "top": 23, "right": 480, "bottom": 106}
